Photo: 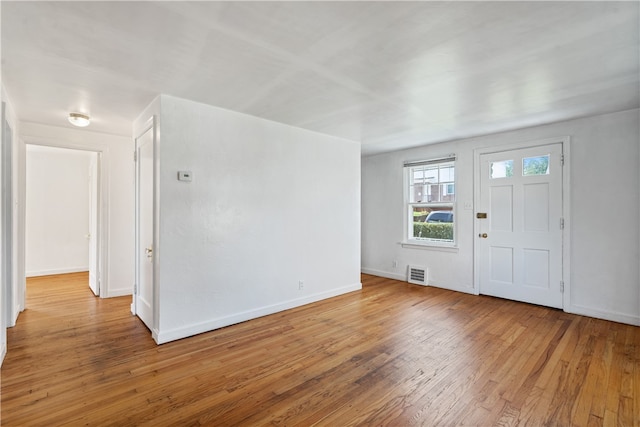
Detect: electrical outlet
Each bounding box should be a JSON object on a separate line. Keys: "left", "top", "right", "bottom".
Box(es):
{"left": 392, "top": 260, "right": 398, "bottom": 269}
{"left": 298, "top": 280, "right": 304, "bottom": 290}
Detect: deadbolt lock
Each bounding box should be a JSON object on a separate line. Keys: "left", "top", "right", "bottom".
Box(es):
{"left": 479, "top": 233, "right": 488, "bottom": 238}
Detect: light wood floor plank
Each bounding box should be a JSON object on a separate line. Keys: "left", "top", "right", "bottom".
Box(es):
{"left": 1, "top": 273, "right": 638, "bottom": 426}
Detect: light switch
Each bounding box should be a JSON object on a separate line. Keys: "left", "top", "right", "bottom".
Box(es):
{"left": 177, "top": 171, "right": 192, "bottom": 182}
{"left": 464, "top": 201, "right": 473, "bottom": 210}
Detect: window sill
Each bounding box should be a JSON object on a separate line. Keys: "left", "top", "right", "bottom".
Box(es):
{"left": 400, "top": 241, "right": 459, "bottom": 253}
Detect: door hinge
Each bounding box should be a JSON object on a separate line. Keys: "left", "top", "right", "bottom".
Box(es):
{"left": 560, "top": 281, "right": 565, "bottom": 293}
{"left": 560, "top": 154, "right": 565, "bottom": 166}
{"left": 134, "top": 283, "right": 137, "bottom": 294}
{"left": 560, "top": 218, "right": 565, "bottom": 229}
{"left": 134, "top": 151, "right": 137, "bottom": 162}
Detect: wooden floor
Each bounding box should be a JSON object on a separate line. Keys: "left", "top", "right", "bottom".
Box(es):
{"left": 1, "top": 273, "right": 638, "bottom": 426}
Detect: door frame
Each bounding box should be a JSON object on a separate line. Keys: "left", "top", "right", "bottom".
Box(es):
{"left": 20, "top": 140, "right": 107, "bottom": 299}
{"left": 21, "top": 141, "right": 108, "bottom": 298}
{"left": 2, "top": 103, "right": 16, "bottom": 327}
{"left": 132, "top": 115, "right": 159, "bottom": 340}
{"left": 473, "top": 136, "right": 571, "bottom": 310}
{"left": 88, "top": 152, "right": 100, "bottom": 296}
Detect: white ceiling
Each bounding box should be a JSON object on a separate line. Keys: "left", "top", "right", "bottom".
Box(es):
{"left": 2, "top": 1, "right": 638, "bottom": 155}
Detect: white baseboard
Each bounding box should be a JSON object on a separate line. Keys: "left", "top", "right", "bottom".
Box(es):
{"left": 10, "top": 303, "right": 24, "bottom": 327}
{"left": 428, "top": 279, "right": 476, "bottom": 295}
{"left": 0, "top": 341, "right": 6, "bottom": 367}
{"left": 154, "top": 282, "right": 362, "bottom": 344}
{"left": 104, "top": 288, "right": 132, "bottom": 298}
{"left": 361, "top": 268, "right": 476, "bottom": 295}
{"left": 565, "top": 304, "right": 640, "bottom": 326}
{"left": 361, "top": 268, "right": 406, "bottom": 281}
{"left": 26, "top": 267, "right": 88, "bottom": 277}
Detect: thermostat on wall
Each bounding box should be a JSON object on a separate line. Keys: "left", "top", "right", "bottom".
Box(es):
{"left": 177, "top": 171, "right": 193, "bottom": 182}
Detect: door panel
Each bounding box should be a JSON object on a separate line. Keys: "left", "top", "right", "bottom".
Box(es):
{"left": 523, "top": 249, "right": 549, "bottom": 288}
{"left": 490, "top": 246, "right": 513, "bottom": 283}
{"left": 523, "top": 183, "right": 549, "bottom": 232}
{"left": 490, "top": 186, "right": 513, "bottom": 231}
{"left": 479, "top": 143, "right": 563, "bottom": 308}
{"left": 135, "top": 124, "right": 154, "bottom": 331}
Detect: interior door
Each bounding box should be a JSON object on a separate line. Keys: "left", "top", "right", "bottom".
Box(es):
{"left": 88, "top": 152, "right": 99, "bottom": 296}
{"left": 135, "top": 124, "right": 154, "bottom": 330}
{"left": 478, "top": 143, "right": 563, "bottom": 308}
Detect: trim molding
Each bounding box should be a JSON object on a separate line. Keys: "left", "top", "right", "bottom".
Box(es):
{"left": 565, "top": 304, "right": 640, "bottom": 326}
{"left": 105, "top": 288, "right": 132, "bottom": 298}
{"left": 361, "top": 268, "right": 405, "bottom": 281}
{"left": 362, "top": 268, "right": 475, "bottom": 295}
{"left": 26, "top": 267, "right": 88, "bottom": 277}
{"left": 154, "top": 283, "right": 362, "bottom": 344}
{"left": 428, "top": 279, "right": 476, "bottom": 295}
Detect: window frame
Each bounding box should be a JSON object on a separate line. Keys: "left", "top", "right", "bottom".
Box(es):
{"left": 403, "top": 155, "right": 457, "bottom": 248}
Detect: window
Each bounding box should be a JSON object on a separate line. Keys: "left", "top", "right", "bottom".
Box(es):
{"left": 404, "top": 155, "right": 456, "bottom": 245}
{"left": 522, "top": 155, "right": 550, "bottom": 176}
{"left": 491, "top": 160, "right": 513, "bottom": 179}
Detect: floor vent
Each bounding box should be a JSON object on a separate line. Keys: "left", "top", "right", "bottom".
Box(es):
{"left": 408, "top": 265, "right": 428, "bottom": 286}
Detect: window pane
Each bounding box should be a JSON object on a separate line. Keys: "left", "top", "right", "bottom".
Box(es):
{"left": 440, "top": 183, "right": 455, "bottom": 202}
{"left": 412, "top": 206, "right": 431, "bottom": 223}
{"left": 523, "top": 155, "right": 549, "bottom": 176}
{"left": 409, "top": 184, "right": 429, "bottom": 203}
{"left": 412, "top": 169, "right": 425, "bottom": 185}
{"left": 491, "top": 160, "right": 513, "bottom": 179}
{"left": 423, "top": 166, "right": 438, "bottom": 183}
{"left": 439, "top": 165, "right": 455, "bottom": 182}
{"left": 411, "top": 206, "right": 454, "bottom": 241}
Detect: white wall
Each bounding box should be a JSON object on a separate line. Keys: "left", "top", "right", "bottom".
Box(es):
{"left": 25, "top": 145, "right": 93, "bottom": 276}
{"left": 19, "top": 123, "right": 135, "bottom": 297}
{"left": 362, "top": 109, "right": 640, "bottom": 326}
{"left": 136, "top": 94, "right": 361, "bottom": 343}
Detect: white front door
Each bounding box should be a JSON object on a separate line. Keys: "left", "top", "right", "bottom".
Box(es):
{"left": 478, "top": 143, "right": 563, "bottom": 308}
{"left": 135, "top": 124, "right": 154, "bottom": 330}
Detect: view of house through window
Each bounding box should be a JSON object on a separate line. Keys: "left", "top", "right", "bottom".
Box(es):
{"left": 405, "top": 156, "right": 456, "bottom": 244}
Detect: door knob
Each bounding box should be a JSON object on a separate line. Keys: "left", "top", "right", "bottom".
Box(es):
{"left": 479, "top": 233, "right": 488, "bottom": 238}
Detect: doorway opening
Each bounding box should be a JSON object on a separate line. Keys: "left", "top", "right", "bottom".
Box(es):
{"left": 25, "top": 144, "right": 102, "bottom": 299}
{"left": 132, "top": 118, "right": 156, "bottom": 336}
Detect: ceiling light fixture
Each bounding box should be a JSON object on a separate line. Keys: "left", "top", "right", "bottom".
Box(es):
{"left": 68, "top": 112, "right": 91, "bottom": 127}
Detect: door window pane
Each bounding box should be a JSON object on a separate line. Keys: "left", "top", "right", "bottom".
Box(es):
{"left": 491, "top": 160, "right": 513, "bottom": 179}
{"left": 523, "top": 155, "right": 550, "bottom": 176}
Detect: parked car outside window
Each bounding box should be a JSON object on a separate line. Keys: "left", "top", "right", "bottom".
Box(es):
{"left": 425, "top": 211, "right": 453, "bottom": 223}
